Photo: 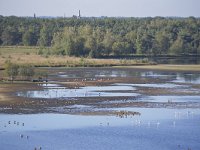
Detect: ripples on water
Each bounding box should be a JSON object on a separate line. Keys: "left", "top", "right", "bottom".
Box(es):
{"left": 1, "top": 69, "right": 200, "bottom": 150}
{"left": 0, "top": 108, "right": 200, "bottom": 150}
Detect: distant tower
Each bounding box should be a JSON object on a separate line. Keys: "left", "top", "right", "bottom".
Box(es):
{"left": 34, "top": 13, "right": 36, "bottom": 18}
{"left": 78, "top": 10, "right": 81, "bottom": 18}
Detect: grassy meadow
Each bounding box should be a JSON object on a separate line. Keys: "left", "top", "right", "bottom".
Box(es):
{"left": 1, "top": 46, "right": 200, "bottom": 72}
{"left": 0, "top": 46, "right": 151, "bottom": 69}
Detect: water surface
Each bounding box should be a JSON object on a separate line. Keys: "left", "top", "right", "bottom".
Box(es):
{"left": 0, "top": 108, "right": 200, "bottom": 150}
{"left": 2, "top": 68, "right": 200, "bottom": 150}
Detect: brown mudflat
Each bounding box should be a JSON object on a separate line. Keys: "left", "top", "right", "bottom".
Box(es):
{"left": 0, "top": 67, "right": 200, "bottom": 114}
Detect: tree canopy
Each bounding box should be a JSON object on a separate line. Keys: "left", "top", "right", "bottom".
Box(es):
{"left": 0, "top": 16, "right": 200, "bottom": 57}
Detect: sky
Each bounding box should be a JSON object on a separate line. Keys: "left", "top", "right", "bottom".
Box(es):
{"left": 0, "top": 0, "right": 200, "bottom": 17}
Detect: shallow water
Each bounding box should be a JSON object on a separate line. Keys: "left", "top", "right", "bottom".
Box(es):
{"left": 0, "top": 108, "right": 199, "bottom": 131}
{"left": 56, "top": 69, "right": 132, "bottom": 78}
{"left": 100, "top": 95, "right": 200, "bottom": 105}
{"left": 17, "top": 81, "right": 199, "bottom": 99}
{"left": 17, "top": 71, "right": 200, "bottom": 99}
{"left": 115, "top": 83, "right": 187, "bottom": 88}
{"left": 0, "top": 108, "right": 200, "bottom": 150}
{"left": 172, "top": 74, "right": 200, "bottom": 84}
{"left": 54, "top": 69, "right": 200, "bottom": 81}
{"left": 139, "top": 95, "right": 200, "bottom": 103}
{"left": 17, "top": 85, "right": 138, "bottom": 99}
{"left": 2, "top": 68, "right": 200, "bottom": 150}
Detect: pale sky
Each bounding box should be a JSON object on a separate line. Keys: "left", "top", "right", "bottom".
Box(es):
{"left": 0, "top": 0, "right": 200, "bottom": 17}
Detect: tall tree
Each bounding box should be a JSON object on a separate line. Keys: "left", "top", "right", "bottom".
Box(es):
{"left": 169, "top": 36, "right": 184, "bottom": 55}
{"left": 39, "top": 24, "right": 49, "bottom": 47}
{"left": 153, "top": 32, "right": 170, "bottom": 55}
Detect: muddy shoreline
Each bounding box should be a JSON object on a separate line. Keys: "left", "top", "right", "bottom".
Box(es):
{"left": 0, "top": 67, "right": 200, "bottom": 114}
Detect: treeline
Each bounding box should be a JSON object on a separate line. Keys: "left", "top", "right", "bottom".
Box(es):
{"left": 0, "top": 16, "right": 200, "bottom": 57}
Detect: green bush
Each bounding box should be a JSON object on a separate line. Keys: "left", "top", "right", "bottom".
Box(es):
{"left": 4, "top": 61, "right": 35, "bottom": 82}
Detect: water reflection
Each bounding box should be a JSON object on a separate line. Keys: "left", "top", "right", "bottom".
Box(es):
{"left": 0, "top": 108, "right": 199, "bottom": 131}
{"left": 141, "top": 71, "right": 176, "bottom": 80}
{"left": 55, "top": 69, "right": 200, "bottom": 84}
{"left": 138, "top": 95, "right": 200, "bottom": 103}
{"left": 95, "top": 70, "right": 128, "bottom": 77}
{"left": 17, "top": 85, "right": 138, "bottom": 99}
{"left": 18, "top": 82, "right": 198, "bottom": 99}
{"left": 3, "top": 67, "right": 200, "bottom": 150}
{"left": 17, "top": 70, "right": 200, "bottom": 99}
{"left": 172, "top": 73, "right": 200, "bottom": 84}
{"left": 115, "top": 83, "right": 187, "bottom": 88}
{"left": 149, "top": 57, "right": 200, "bottom": 64}
{"left": 57, "top": 69, "right": 139, "bottom": 78}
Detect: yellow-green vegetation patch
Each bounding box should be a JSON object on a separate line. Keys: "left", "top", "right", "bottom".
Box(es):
{"left": 0, "top": 46, "right": 151, "bottom": 68}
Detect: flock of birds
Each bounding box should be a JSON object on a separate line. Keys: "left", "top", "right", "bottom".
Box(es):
{"left": 0, "top": 110, "right": 196, "bottom": 150}
{"left": 3, "top": 120, "right": 24, "bottom": 128}
{"left": 0, "top": 120, "right": 42, "bottom": 150}
{"left": 1, "top": 75, "right": 197, "bottom": 150}
{"left": 98, "top": 110, "right": 195, "bottom": 129}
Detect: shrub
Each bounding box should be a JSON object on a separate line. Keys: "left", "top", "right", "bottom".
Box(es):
{"left": 37, "top": 49, "right": 44, "bottom": 55}
{"left": 18, "top": 65, "right": 35, "bottom": 80}
{"left": 4, "top": 61, "right": 35, "bottom": 82}
{"left": 4, "top": 61, "right": 19, "bottom": 82}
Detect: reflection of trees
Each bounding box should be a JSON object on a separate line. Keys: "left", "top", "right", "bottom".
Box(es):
{"left": 129, "top": 71, "right": 141, "bottom": 77}
{"left": 96, "top": 70, "right": 131, "bottom": 77}
{"left": 142, "top": 71, "right": 177, "bottom": 80}
{"left": 150, "top": 57, "right": 200, "bottom": 65}
{"left": 178, "top": 73, "right": 200, "bottom": 82}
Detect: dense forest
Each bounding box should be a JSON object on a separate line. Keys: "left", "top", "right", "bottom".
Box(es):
{"left": 0, "top": 16, "right": 200, "bottom": 57}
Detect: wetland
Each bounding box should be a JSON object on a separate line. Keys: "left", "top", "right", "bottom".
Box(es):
{"left": 0, "top": 67, "right": 200, "bottom": 150}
